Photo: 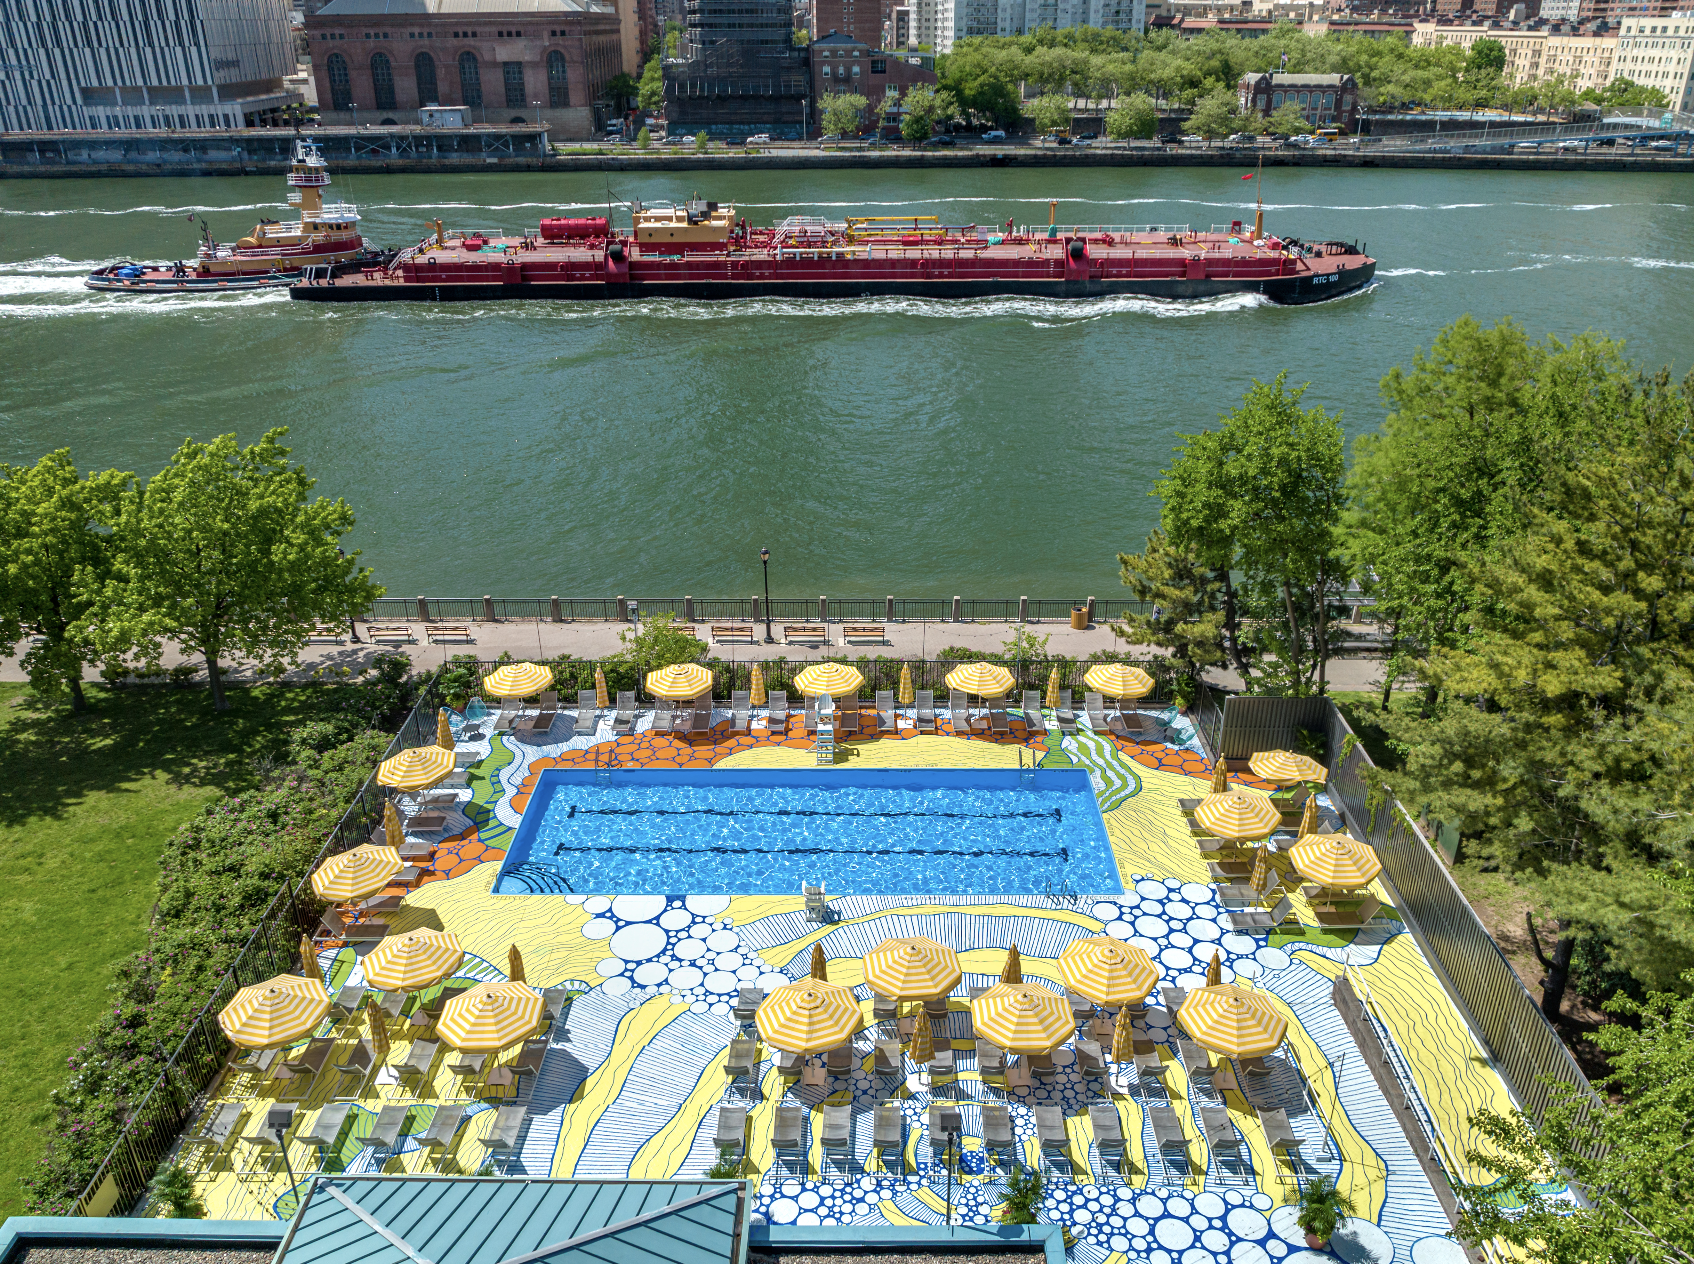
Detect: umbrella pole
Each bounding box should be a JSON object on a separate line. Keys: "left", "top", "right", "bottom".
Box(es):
{"left": 945, "top": 1132, "right": 954, "bottom": 1225}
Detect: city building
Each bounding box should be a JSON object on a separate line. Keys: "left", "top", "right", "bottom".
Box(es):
{"left": 1612, "top": 9, "right": 1693, "bottom": 107}
{"left": 0, "top": 0, "right": 300, "bottom": 132}
{"left": 808, "top": 0, "right": 886, "bottom": 47}
{"left": 995, "top": 0, "right": 1147, "bottom": 40}
{"left": 304, "top": 0, "right": 623, "bottom": 138}
{"left": 1413, "top": 18, "right": 1619, "bottom": 92}
{"left": 1237, "top": 69, "right": 1361, "bottom": 126}
{"left": 809, "top": 29, "right": 937, "bottom": 132}
{"left": 662, "top": 0, "right": 809, "bottom": 137}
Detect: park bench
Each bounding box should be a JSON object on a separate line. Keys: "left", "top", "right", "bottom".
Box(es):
{"left": 366, "top": 624, "right": 416, "bottom": 643}
{"left": 783, "top": 624, "right": 829, "bottom": 645}
{"left": 308, "top": 623, "right": 345, "bottom": 643}
{"left": 711, "top": 624, "right": 756, "bottom": 644}
{"left": 426, "top": 624, "right": 474, "bottom": 643}
{"left": 841, "top": 624, "right": 886, "bottom": 644}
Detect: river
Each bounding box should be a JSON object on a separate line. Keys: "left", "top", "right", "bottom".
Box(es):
{"left": 1, "top": 165, "right": 1689, "bottom": 600}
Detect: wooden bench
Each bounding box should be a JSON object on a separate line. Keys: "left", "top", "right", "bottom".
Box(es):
{"left": 366, "top": 624, "right": 416, "bottom": 643}
{"left": 783, "top": 624, "right": 829, "bottom": 645}
{"left": 308, "top": 623, "right": 345, "bottom": 643}
{"left": 841, "top": 624, "right": 886, "bottom": 644}
{"left": 426, "top": 624, "right": 474, "bottom": 644}
{"left": 711, "top": 624, "right": 756, "bottom": 644}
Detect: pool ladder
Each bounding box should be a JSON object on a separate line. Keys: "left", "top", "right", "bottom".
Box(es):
{"left": 1018, "top": 746, "right": 1036, "bottom": 787}
{"left": 593, "top": 744, "right": 617, "bottom": 785}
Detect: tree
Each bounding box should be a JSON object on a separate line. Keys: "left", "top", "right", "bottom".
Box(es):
{"left": 1453, "top": 981, "right": 1694, "bottom": 1263}
{"left": 1029, "top": 92, "right": 1073, "bottom": 134}
{"left": 900, "top": 83, "right": 956, "bottom": 141}
{"left": 1106, "top": 92, "right": 1158, "bottom": 140}
{"left": 81, "top": 428, "right": 383, "bottom": 711}
{"left": 1182, "top": 86, "right": 1239, "bottom": 138}
{"left": 1596, "top": 76, "right": 1669, "bottom": 108}
{"left": 602, "top": 612, "right": 707, "bottom": 673}
{"left": 820, "top": 91, "right": 868, "bottom": 138}
{"left": 638, "top": 56, "right": 663, "bottom": 113}
{"left": 0, "top": 452, "right": 132, "bottom": 713}
{"left": 694, "top": 130, "right": 709, "bottom": 151}
{"left": 1465, "top": 37, "right": 1507, "bottom": 77}
{"left": 635, "top": 126, "right": 651, "bottom": 148}
{"left": 1158, "top": 372, "right": 1350, "bottom": 694}
{"left": 1112, "top": 530, "right": 1225, "bottom": 679}
{"left": 603, "top": 71, "right": 638, "bottom": 109}
{"left": 1266, "top": 101, "right": 1313, "bottom": 134}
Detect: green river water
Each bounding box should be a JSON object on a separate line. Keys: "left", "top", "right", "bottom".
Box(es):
{"left": 1, "top": 166, "right": 1689, "bottom": 599}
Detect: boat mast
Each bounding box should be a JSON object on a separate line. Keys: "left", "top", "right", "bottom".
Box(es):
{"left": 1252, "top": 152, "right": 1264, "bottom": 240}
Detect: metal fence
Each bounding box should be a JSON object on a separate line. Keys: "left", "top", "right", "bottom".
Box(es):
{"left": 1322, "top": 704, "right": 1598, "bottom": 1135}
{"left": 363, "top": 596, "right": 1155, "bottom": 624}
{"left": 72, "top": 674, "right": 443, "bottom": 1218}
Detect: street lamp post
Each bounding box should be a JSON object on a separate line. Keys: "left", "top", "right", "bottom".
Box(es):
{"left": 760, "top": 548, "right": 774, "bottom": 644}
{"left": 272, "top": 1113, "right": 299, "bottom": 1195}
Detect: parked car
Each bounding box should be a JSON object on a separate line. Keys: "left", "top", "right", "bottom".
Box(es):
{"left": 1514, "top": 141, "right": 1539, "bottom": 151}
{"left": 1073, "top": 138, "right": 1093, "bottom": 146}
{"left": 1649, "top": 138, "right": 1677, "bottom": 151}
{"left": 746, "top": 133, "right": 772, "bottom": 144}
{"left": 981, "top": 129, "right": 1007, "bottom": 141}
{"left": 1226, "top": 132, "right": 1256, "bottom": 145}
{"left": 1075, "top": 131, "right": 1099, "bottom": 140}
{"left": 1557, "top": 138, "right": 1586, "bottom": 150}
{"left": 922, "top": 134, "right": 957, "bottom": 147}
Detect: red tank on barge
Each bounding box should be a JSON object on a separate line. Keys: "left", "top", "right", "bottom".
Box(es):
{"left": 290, "top": 197, "right": 1375, "bottom": 306}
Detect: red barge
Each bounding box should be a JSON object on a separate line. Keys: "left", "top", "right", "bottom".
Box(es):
{"left": 290, "top": 197, "right": 1375, "bottom": 306}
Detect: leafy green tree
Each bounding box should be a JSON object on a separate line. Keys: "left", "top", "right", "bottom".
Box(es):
{"left": 820, "top": 90, "right": 868, "bottom": 137}
{"left": 665, "top": 22, "right": 682, "bottom": 56}
{"left": 603, "top": 72, "right": 638, "bottom": 108}
{"left": 1182, "top": 87, "right": 1239, "bottom": 138}
{"left": 998, "top": 1164, "right": 1043, "bottom": 1223}
{"left": 1106, "top": 93, "right": 1158, "bottom": 139}
{"left": 0, "top": 452, "right": 132, "bottom": 712}
{"left": 635, "top": 125, "right": 651, "bottom": 148}
{"left": 694, "top": 130, "right": 709, "bottom": 152}
{"left": 1594, "top": 76, "right": 1669, "bottom": 108}
{"left": 81, "top": 428, "right": 383, "bottom": 711}
{"left": 900, "top": 83, "right": 956, "bottom": 141}
{"left": 1112, "top": 530, "right": 1225, "bottom": 678}
{"left": 1465, "top": 37, "right": 1506, "bottom": 77}
{"left": 638, "top": 56, "right": 664, "bottom": 113}
{"left": 1454, "top": 980, "right": 1694, "bottom": 1263}
{"left": 1266, "top": 101, "right": 1313, "bottom": 134}
{"left": 1029, "top": 92, "right": 1073, "bottom": 134}
{"left": 603, "top": 611, "right": 707, "bottom": 675}
{"left": 1159, "top": 372, "right": 1350, "bottom": 694}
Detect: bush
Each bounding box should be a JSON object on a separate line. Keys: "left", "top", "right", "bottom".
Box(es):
{"left": 636, "top": 126, "right": 651, "bottom": 148}
{"left": 999, "top": 1165, "right": 1042, "bottom": 1223}
{"left": 694, "top": 131, "right": 709, "bottom": 152}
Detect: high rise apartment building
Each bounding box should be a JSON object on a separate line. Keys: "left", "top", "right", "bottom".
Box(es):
{"left": 995, "top": 0, "right": 1146, "bottom": 39}
{"left": 0, "top": 0, "right": 300, "bottom": 131}
{"left": 1613, "top": 9, "right": 1692, "bottom": 108}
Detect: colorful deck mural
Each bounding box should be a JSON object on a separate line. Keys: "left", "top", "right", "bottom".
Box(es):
{"left": 183, "top": 703, "right": 1516, "bottom": 1264}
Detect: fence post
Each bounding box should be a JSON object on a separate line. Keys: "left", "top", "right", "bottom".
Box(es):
{"left": 1086, "top": 596, "right": 1096, "bottom": 625}
{"left": 1019, "top": 595, "right": 1028, "bottom": 623}
{"left": 482, "top": 595, "right": 495, "bottom": 623}
{"left": 952, "top": 596, "right": 962, "bottom": 622}
{"left": 684, "top": 595, "right": 694, "bottom": 622}
{"left": 819, "top": 595, "right": 828, "bottom": 622}
{"left": 885, "top": 595, "right": 895, "bottom": 622}
{"left": 416, "top": 595, "right": 429, "bottom": 621}
{"left": 616, "top": 595, "right": 628, "bottom": 622}
{"left": 550, "top": 595, "right": 561, "bottom": 623}
{"left": 752, "top": 595, "right": 762, "bottom": 622}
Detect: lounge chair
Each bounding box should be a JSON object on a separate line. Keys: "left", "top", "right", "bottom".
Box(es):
{"left": 873, "top": 1100, "right": 905, "bottom": 1173}
{"left": 771, "top": 1103, "right": 804, "bottom": 1171}
{"left": 574, "top": 690, "right": 598, "bottom": 733}
{"left": 297, "top": 1103, "right": 353, "bottom": 1153}
{"left": 1055, "top": 689, "right": 1078, "bottom": 733}
{"left": 733, "top": 987, "right": 763, "bottom": 1023}
{"left": 272, "top": 1038, "right": 335, "bottom": 1098}
{"left": 1076, "top": 1039, "right": 1107, "bottom": 1087}
{"left": 1201, "top": 1105, "right": 1242, "bottom": 1160}
{"left": 317, "top": 907, "right": 389, "bottom": 943}
{"left": 186, "top": 1101, "right": 247, "bottom": 1165}
{"left": 976, "top": 1040, "right": 1006, "bottom": 1077}
{"left": 1228, "top": 895, "right": 1295, "bottom": 933}
{"left": 724, "top": 1037, "right": 757, "bottom": 1093}
{"left": 1029, "top": 1050, "right": 1055, "bottom": 1080}
{"left": 875, "top": 690, "right": 896, "bottom": 732}
{"left": 874, "top": 1038, "right": 902, "bottom": 1082}
{"left": 1148, "top": 1105, "right": 1188, "bottom": 1166}
{"left": 922, "top": 994, "right": 951, "bottom": 1025}
{"left": 1238, "top": 1055, "right": 1272, "bottom": 1077}
{"left": 821, "top": 1103, "right": 853, "bottom": 1175}
{"left": 1260, "top": 1107, "right": 1303, "bottom": 1154}
{"left": 329, "top": 984, "right": 366, "bottom": 1021}
{"left": 654, "top": 697, "right": 676, "bottom": 733}
{"left": 1021, "top": 690, "right": 1047, "bottom": 736}
{"left": 361, "top": 1102, "right": 411, "bottom": 1163}
{"left": 1313, "top": 895, "right": 1382, "bottom": 929}
{"left": 1178, "top": 1038, "right": 1216, "bottom": 1080}
{"left": 981, "top": 1103, "right": 1016, "bottom": 1171}
{"left": 838, "top": 701, "right": 860, "bottom": 738}
{"left": 1034, "top": 1105, "right": 1069, "bottom": 1175}
{"left": 803, "top": 693, "right": 819, "bottom": 733}
{"left": 927, "top": 1043, "right": 955, "bottom": 1080}
{"left": 480, "top": 1105, "right": 527, "bottom": 1162}
{"left": 1066, "top": 990, "right": 1095, "bottom": 1023}
{"left": 330, "top": 1039, "right": 374, "bottom": 1094}
{"left": 394, "top": 1038, "right": 439, "bottom": 1094}
{"left": 728, "top": 690, "right": 751, "bottom": 735}
{"left": 611, "top": 691, "right": 635, "bottom": 735}
{"left": 1085, "top": 692, "right": 1108, "bottom": 730}
{"left": 872, "top": 992, "right": 897, "bottom": 1023}
{"left": 928, "top": 1103, "right": 962, "bottom": 1158}
{"left": 825, "top": 1042, "right": 854, "bottom": 1075}
{"left": 914, "top": 689, "right": 937, "bottom": 733}
{"left": 1088, "top": 1103, "right": 1128, "bottom": 1181}
{"left": 519, "top": 691, "right": 559, "bottom": 734}
{"left": 774, "top": 1048, "right": 802, "bottom": 1088}
{"left": 988, "top": 703, "right": 1010, "bottom": 736}
{"left": 416, "top": 1102, "right": 465, "bottom": 1168}
{"left": 542, "top": 985, "right": 569, "bottom": 1023}
{"left": 764, "top": 690, "right": 789, "bottom": 733}
{"left": 236, "top": 1104, "right": 298, "bottom": 1174}
{"left": 1161, "top": 985, "right": 1187, "bottom": 1013}
{"left": 712, "top": 1102, "right": 747, "bottom": 1165}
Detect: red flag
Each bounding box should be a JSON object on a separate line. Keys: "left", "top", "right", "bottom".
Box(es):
{"left": 1241, "top": 173, "right": 1255, "bottom": 180}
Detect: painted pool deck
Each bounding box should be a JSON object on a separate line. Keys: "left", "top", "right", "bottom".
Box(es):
{"left": 182, "top": 707, "right": 1508, "bottom": 1264}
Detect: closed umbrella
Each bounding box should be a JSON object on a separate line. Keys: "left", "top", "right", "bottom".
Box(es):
{"left": 1298, "top": 796, "right": 1320, "bottom": 838}
{"left": 508, "top": 944, "right": 525, "bottom": 984}
{"left": 1206, "top": 949, "right": 1223, "bottom": 987}
{"left": 863, "top": 936, "right": 962, "bottom": 1002}
{"left": 219, "top": 974, "right": 329, "bottom": 1050}
{"left": 898, "top": 663, "right": 914, "bottom": 706}
{"left": 1249, "top": 844, "right": 1270, "bottom": 895}
{"left": 1248, "top": 749, "right": 1328, "bottom": 786}
{"left": 366, "top": 996, "right": 391, "bottom": 1065}
{"left": 810, "top": 942, "right": 828, "bottom": 981}
{"left": 793, "top": 662, "right": 865, "bottom": 698}
{"left": 1290, "top": 833, "right": 1381, "bottom": 889}
{"left": 299, "top": 934, "right": 322, "bottom": 986}
{"left": 310, "top": 844, "right": 402, "bottom": 903}
{"left": 1210, "top": 761, "right": 1229, "bottom": 795}
{"left": 1058, "top": 938, "right": 1159, "bottom": 1008}
{"left": 376, "top": 745, "right": 455, "bottom": 792}
{"left": 438, "top": 981, "right": 544, "bottom": 1053}
{"left": 645, "top": 663, "right": 712, "bottom": 700}
{"left": 749, "top": 663, "right": 767, "bottom": 707}
{"left": 1082, "top": 663, "right": 1155, "bottom": 701}
{"left": 755, "top": 980, "right": 861, "bottom": 1054}
{"left": 971, "top": 983, "right": 1073, "bottom": 1054}
{"left": 363, "top": 931, "right": 463, "bottom": 993}
{"left": 1178, "top": 985, "right": 1286, "bottom": 1059}
{"left": 910, "top": 1009, "right": 935, "bottom": 1065}
{"left": 436, "top": 708, "right": 454, "bottom": 750}
{"left": 1194, "top": 788, "right": 1282, "bottom": 841}
{"left": 482, "top": 662, "right": 553, "bottom": 700}
{"left": 1110, "top": 1005, "right": 1136, "bottom": 1063}
{"left": 944, "top": 662, "right": 1015, "bottom": 699}
{"left": 594, "top": 667, "right": 609, "bottom": 709}
{"left": 384, "top": 799, "right": 404, "bottom": 847}
{"left": 1044, "top": 665, "right": 1061, "bottom": 710}
{"left": 1001, "top": 944, "right": 1024, "bottom": 985}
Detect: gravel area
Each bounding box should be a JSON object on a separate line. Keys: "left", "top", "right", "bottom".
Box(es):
{"left": 16, "top": 1249, "right": 275, "bottom": 1264}
{"left": 750, "top": 1254, "right": 1043, "bottom": 1264}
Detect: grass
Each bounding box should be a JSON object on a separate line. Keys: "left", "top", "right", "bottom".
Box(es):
{"left": 0, "top": 681, "right": 358, "bottom": 1220}
{"left": 1328, "top": 688, "right": 1422, "bottom": 771}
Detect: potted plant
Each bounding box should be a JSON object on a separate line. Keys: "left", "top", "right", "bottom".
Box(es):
{"left": 1295, "top": 1175, "right": 1354, "bottom": 1249}
{"left": 1170, "top": 673, "right": 1198, "bottom": 714}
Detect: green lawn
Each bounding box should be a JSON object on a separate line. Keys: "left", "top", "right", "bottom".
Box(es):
{"left": 1329, "top": 689, "right": 1420, "bottom": 771}
{"left": 0, "top": 681, "right": 353, "bottom": 1219}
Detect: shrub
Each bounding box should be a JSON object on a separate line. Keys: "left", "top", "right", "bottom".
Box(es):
{"left": 636, "top": 126, "right": 651, "bottom": 148}
{"left": 694, "top": 131, "right": 709, "bottom": 152}
{"left": 148, "top": 1163, "right": 204, "bottom": 1218}
{"left": 999, "top": 1165, "right": 1042, "bottom": 1223}
{"left": 704, "top": 1148, "right": 741, "bottom": 1178}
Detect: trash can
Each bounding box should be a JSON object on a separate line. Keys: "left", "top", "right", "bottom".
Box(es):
{"left": 1070, "top": 606, "right": 1088, "bottom": 630}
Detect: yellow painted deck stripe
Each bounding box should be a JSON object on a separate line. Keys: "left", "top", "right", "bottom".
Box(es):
{"left": 554, "top": 997, "right": 689, "bottom": 1176}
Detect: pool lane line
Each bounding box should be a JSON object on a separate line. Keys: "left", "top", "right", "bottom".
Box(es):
{"left": 564, "top": 804, "right": 1063, "bottom": 822}
{"left": 544, "top": 842, "right": 1071, "bottom": 860}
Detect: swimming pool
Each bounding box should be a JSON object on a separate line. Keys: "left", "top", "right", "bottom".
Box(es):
{"left": 495, "top": 768, "right": 1121, "bottom": 896}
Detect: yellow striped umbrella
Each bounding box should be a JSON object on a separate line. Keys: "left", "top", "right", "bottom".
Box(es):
{"left": 310, "top": 844, "right": 403, "bottom": 902}
{"left": 1206, "top": 949, "right": 1223, "bottom": 987}
{"left": 1044, "top": 666, "right": 1060, "bottom": 710}
{"left": 1250, "top": 843, "right": 1272, "bottom": 895}
{"left": 1057, "top": 938, "right": 1159, "bottom": 1007}
{"left": 793, "top": 662, "right": 865, "bottom": 698}
{"left": 362, "top": 931, "right": 463, "bottom": 993}
{"left": 749, "top": 664, "right": 767, "bottom": 707}
{"left": 810, "top": 943, "right": 828, "bottom": 981}
{"left": 1177, "top": 984, "right": 1287, "bottom": 1059}
{"left": 383, "top": 799, "right": 404, "bottom": 847}
{"left": 436, "top": 708, "right": 454, "bottom": 750}
{"left": 1194, "top": 788, "right": 1283, "bottom": 841}
{"left": 508, "top": 944, "right": 526, "bottom": 984}
{"left": 944, "top": 662, "right": 1015, "bottom": 698}
{"left": 1249, "top": 749, "right": 1328, "bottom": 785}
{"left": 218, "top": 974, "right": 329, "bottom": 1050}
{"left": 437, "top": 981, "right": 544, "bottom": 1053}
{"left": 1290, "top": 833, "right": 1381, "bottom": 889}
{"left": 863, "top": 936, "right": 962, "bottom": 1002}
{"left": 482, "top": 662, "right": 553, "bottom": 699}
{"left": 376, "top": 745, "right": 456, "bottom": 792}
{"left": 971, "top": 983, "right": 1073, "bottom": 1054}
{"left": 594, "top": 667, "right": 609, "bottom": 709}
{"left": 299, "top": 934, "right": 322, "bottom": 985}
{"left": 910, "top": 1009, "right": 935, "bottom": 1065}
{"left": 1001, "top": 945, "right": 1023, "bottom": 985}
{"left": 1299, "top": 796, "right": 1320, "bottom": 837}
{"left": 1083, "top": 663, "right": 1155, "bottom": 700}
{"left": 755, "top": 979, "right": 861, "bottom": 1054}
{"left": 1110, "top": 1007, "right": 1136, "bottom": 1063}
{"left": 897, "top": 663, "right": 914, "bottom": 706}
{"left": 645, "top": 662, "right": 712, "bottom": 699}
{"left": 1210, "top": 761, "right": 1229, "bottom": 794}
{"left": 366, "top": 996, "right": 390, "bottom": 1064}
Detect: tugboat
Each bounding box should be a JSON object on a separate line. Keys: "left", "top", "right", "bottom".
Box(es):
{"left": 86, "top": 138, "right": 392, "bottom": 293}
{"left": 291, "top": 193, "right": 1374, "bottom": 306}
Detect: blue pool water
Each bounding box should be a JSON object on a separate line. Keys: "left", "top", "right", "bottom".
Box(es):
{"left": 495, "top": 768, "right": 1121, "bottom": 895}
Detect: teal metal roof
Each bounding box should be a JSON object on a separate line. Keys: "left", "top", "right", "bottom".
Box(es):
{"left": 278, "top": 1177, "right": 745, "bottom": 1264}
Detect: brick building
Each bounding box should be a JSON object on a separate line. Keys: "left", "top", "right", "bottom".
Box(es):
{"left": 808, "top": 0, "right": 888, "bottom": 47}
{"left": 809, "top": 29, "right": 937, "bottom": 133}
{"left": 1236, "top": 71, "right": 1360, "bottom": 128}
{"left": 305, "top": 0, "right": 623, "bottom": 138}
